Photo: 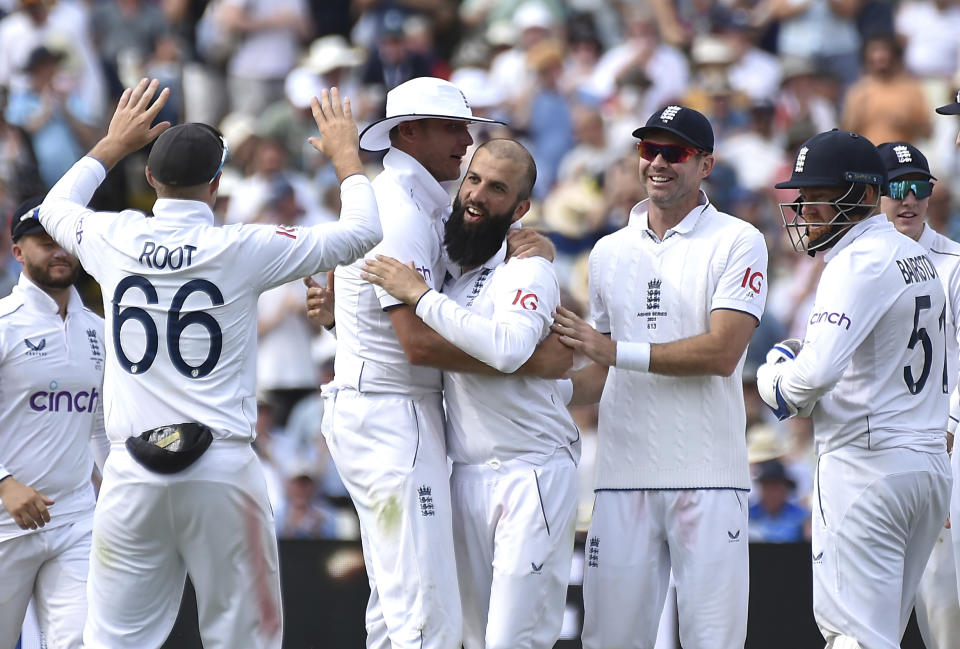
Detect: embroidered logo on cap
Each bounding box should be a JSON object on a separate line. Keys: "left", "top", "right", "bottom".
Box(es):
{"left": 794, "top": 146, "right": 809, "bottom": 173}
{"left": 893, "top": 145, "right": 912, "bottom": 164}
{"left": 660, "top": 105, "right": 681, "bottom": 122}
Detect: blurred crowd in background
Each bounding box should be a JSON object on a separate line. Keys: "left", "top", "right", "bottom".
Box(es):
{"left": 3, "top": 0, "right": 960, "bottom": 545}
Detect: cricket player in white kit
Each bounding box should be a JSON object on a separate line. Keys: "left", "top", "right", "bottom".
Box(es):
{"left": 362, "top": 140, "right": 581, "bottom": 649}
{"left": 875, "top": 140, "right": 960, "bottom": 649}
{"left": 322, "top": 77, "right": 567, "bottom": 649}
{"left": 35, "top": 80, "right": 381, "bottom": 649}
{"left": 757, "top": 129, "right": 952, "bottom": 649}
{"left": 552, "top": 106, "right": 768, "bottom": 649}
{"left": 0, "top": 198, "right": 108, "bottom": 649}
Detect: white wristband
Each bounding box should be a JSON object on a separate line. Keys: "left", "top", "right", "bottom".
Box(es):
{"left": 616, "top": 342, "right": 651, "bottom": 372}
{"left": 557, "top": 378, "right": 574, "bottom": 406}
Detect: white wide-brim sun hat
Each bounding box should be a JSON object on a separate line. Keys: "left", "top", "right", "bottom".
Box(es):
{"left": 359, "top": 76, "right": 503, "bottom": 152}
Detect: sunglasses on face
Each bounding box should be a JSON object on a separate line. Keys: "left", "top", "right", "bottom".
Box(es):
{"left": 887, "top": 179, "right": 933, "bottom": 201}
{"left": 637, "top": 141, "right": 701, "bottom": 164}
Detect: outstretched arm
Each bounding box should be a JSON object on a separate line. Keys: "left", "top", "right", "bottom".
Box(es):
{"left": 552, "top": 306, "right": 757, "bottom": 377}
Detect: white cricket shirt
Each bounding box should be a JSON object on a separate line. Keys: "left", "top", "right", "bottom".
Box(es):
{"left": 0, "top": 274, "right": 107, "bottom": 541}
{"left": 39, "top": 156, "right": 380, "bottom": 443}
{"left": 779, "top": 214, "right": 949, "bottom": 454}
{"left": 415, "top": 245, "right": 581, "bottom": 465}
{"left": 589, "top": 193, "right": 768, "bottom": 490}
{"left": 917, "top": 225, "right": 960, "bottom": 432}
{"left": 333, "top": 148, "right": 449, "bottom": 395}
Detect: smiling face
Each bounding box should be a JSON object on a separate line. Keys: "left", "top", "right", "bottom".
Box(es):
{"left": 13, "top": 232, "right": 80, "bottom": 290}
{"left": 637, "top": 131, "right": 714, "bottom": 217}
{"left": 399, "top": 118, "right": 474, "bottom": 182}
{"left": 880, "top": 173, "right": 930, "bottom": 242}
{"left": 446, "top": 144, "right": 532, "bottom": 267}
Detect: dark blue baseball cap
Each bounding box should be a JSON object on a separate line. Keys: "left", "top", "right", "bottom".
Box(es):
{"left": 10, "top": 196, "right": 46, "bottom": 242}
{"left": 632, "top": 105, "right": 714, "bottom": 154}
{"left": 147, "top": 123, "right": 226, "bottom": 187}
{"left": 775, "top": 129, "right": 885, "bottom": 189}
{"left": 876, "top": 141, "right": 936, "bottom": 181}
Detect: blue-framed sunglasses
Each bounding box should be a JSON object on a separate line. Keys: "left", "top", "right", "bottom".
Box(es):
{"left": 888, "top": 179, "right": 933, "bottom": 200}
{"left": 209, "top": 136, "right": 229, "bottom": 184}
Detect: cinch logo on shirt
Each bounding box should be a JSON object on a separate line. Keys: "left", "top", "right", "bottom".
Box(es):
{"left": 29, "top": 386, "right": 100, "bottom": 413}
{"left": 809, "top": 311, "right": 852, "bottom": 330}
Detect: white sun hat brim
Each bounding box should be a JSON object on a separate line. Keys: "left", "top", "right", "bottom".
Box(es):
{"left": 358, "top": 76, "right": 504, "bottom": 151}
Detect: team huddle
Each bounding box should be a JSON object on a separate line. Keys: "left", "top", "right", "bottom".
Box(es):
{"left": 1, "top": 73, "right": 959, "bottom": 649}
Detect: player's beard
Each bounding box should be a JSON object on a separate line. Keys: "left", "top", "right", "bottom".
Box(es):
{"left": 25, "top": 257, "right": 81, "bottom": 290}
{"left": 445, "top": 196, "right": 516, "bottom": 267}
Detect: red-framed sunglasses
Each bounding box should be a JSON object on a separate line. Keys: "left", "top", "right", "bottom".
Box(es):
{"left": 637, "top": 141, "right": 701, "bottom": 164}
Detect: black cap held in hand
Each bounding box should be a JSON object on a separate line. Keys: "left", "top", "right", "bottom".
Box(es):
{"left": 632, "top": 105, "right": 715, "bottom": 154}
{"left": 10, "top": 196, "right": 46, "bottom": 242}
{"left": 147, "top": 123, "right": 226, "bottom": 187}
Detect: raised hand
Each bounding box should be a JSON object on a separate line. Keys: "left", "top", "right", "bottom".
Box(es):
{"left": 308, "top": 87, "right": 363, "bottom": 182}
{"left": 90, "top": 78, "right": 171, "bottom": 170}
{"left": 361, "top": 255, "right": 430, "bottom": 306}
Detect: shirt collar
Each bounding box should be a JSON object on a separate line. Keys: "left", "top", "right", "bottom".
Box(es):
{"left": 627, "top": 189, "right": 713, "bottom": 241}
{"left": 151, "top": 198, "right": 216, "bottom": 225}
{"left": 917, "top": 222, "right": 936, "bottom": 249}
{"left": 15, "top": 272, "right": 83, "bottom": 316}
{"left": 824, "top": 213, "right": 893, "bottom": 263}
{"left": 383, "top": 148, "right": 452, "bottom": 216}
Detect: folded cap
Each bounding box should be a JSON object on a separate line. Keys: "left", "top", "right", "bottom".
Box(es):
{"left": 358, "top": 77, "right": 503, "bottom": 151}
{"left": 10, "top": 196, "right": 46, "bottom": 242}
{"left": 147, "top": 123, "right": 227, "bottom": 187}
{"left": 876, "top": 141, "right": 936, "bottom": 181}
{"left": 632, "top": 105, "right": 714, "bottom": 153}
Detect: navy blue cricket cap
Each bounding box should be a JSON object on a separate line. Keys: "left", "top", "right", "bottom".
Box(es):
{"left": 147, "top": 123, "right": 226, "bottom": 187}
{"left": 936, "top": 89, "right": 960, "bottom": 115}
{"left": 876, "top": 141, "right": 936, "bottom": 181}
{"left": 775, "top": 129, "right": 885, "bottom": 189}
{"left": 632, "top": 105, "right": 714, "bottom": 154}
{"left": 10, "top": 196, "right": 46, "bottom": 242}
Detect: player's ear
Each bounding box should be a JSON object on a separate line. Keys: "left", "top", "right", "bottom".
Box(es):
{"left": 144, "top": 166, "right": 157, "bottom": 189}
{"left": 11, "top": 243, "right": 24, "bottom": 264}
{"left": 699, "top": 153, "right": 715, "bottom": 178}
{"left": 209, "top": 172, "right": 221, "bottom": 199}
{"left": 512, "top": 199, "right": 531, "bottom": 223}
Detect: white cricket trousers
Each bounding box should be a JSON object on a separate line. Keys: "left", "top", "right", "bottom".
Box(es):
{"left": 812, "top": 447, "right": 951, "bottom": 649}
{"left": 0, "top": 518, "right": 92, "bottom": 649}
{"left": 83, "top": 442, "right": 282, "bottom": 649}
{"left": 322, "top": 388, "right": 461, "bottom": 649}
{"left": 914, "top": 527, "right": 960, "bottom": 649}
{"left": 451, "top": 450, "right": 578, "bottom": 649}
{"left": 581, "top": 489, "right": 749, "bottom": 649}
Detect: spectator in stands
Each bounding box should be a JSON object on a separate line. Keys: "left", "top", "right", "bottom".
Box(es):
{"left": 5, "top": 46, "right": 98, "bottom": 190}
{"left": 841, "top": 33, "right": 932, "bottom": 145}
{"left": 275, "top": 463, "right": 340, "bottom": 539}
{"left": 895, "top": 0, "right": 960, "bottom": 81}
{"left": 361, "top": 9, "right": 431, "bottom": 92}
{"left": 219, "top": 0, "right": 312, "bottom": 115}
{"left": 749, "top": 459, "right": 810, "bottom": 543}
